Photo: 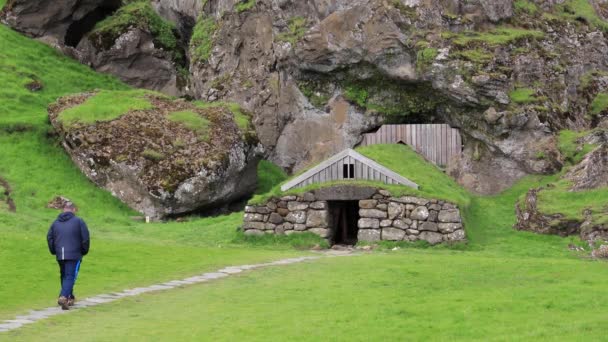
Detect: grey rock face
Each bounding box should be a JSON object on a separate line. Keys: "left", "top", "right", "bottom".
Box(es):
{"left": 419, "top": 231, "right": 443, "bottom": 245}
{"left": 382, "top": 228, "right": 406, "bottom": 241}
{"left": 410, "top": 206, "right": 430, "bottom": 221}
{"left": 358, "top": 229, "right": 381, "bottom": 242}
{"left": 359, "top": 209, "right": 387, "bottom": 219}
{"left": 358, "top": 218, "right": 380, "bottom": 229}
{"left": 565, "top": 145, "right": 608, "bottom": 191}
{"left": 306, "top": 210, "right": 328, "bottom": 227}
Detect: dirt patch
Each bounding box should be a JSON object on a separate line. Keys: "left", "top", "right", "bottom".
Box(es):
{"left": 0, "top": 177, "right": 16, "bottom": 212}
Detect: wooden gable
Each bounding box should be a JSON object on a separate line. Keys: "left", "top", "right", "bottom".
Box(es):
{"left": 280, "top": 149, "right": 419, "bottom": 191}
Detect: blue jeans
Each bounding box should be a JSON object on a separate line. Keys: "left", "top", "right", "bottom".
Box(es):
{"left": 58, "top": 259, "right": 82, "bottom": 298}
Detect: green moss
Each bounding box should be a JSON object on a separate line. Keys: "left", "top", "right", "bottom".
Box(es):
{"left": 416, "top": 48, "right": 438, "bottom": 72}
{"left": 299, "top": 82, "right": 331, "bottom": 108}
{"left": 235, "top": 0, "right": 255, "bottom": 12}
{"left": 58, "top": 89, "right": 153, "bottom": 128}
{"left": 195, "top": 101, "right": 253, "bottom": 136}
{"left": 343, "top": 85, "right": 368, "bottom": 108}
{"left": 445, "top": 27, "right": 544, "bottom": 47}
{"left": 514, "top": 0, "right": 538, "bottom": 15}
{"left": 559, "top": 0, "right": 608, "bottom": 32}
{"left": 276, "top": 16, "right": 307, "bottom": 45}
{"left": 91, "top": 1, "right": 181, "bottom": 61}
{"left": 250, "top": 144, "right": 471, "bottom": 208}
{"left": 590, "top": 93, "right": 608, "bottom": 115}
{"left": 453, "top": 49, "right": 493, "bottom": 63}
{"left": 167, "top": 110, "right": 211, "bottom": 142}
{"left": 509, "top": 87, "right": 537, "bottom": 104}
{"left": 190, "top": 16, "right": 217, "bottom": 64}
{"left": 558, "top": 130, "right": 596, "bottom": 165}
{"left": 142, "top": 149, "right": 164, "bottom": 161}
{"left": 256, "top": 160, "right": 288, "bottom": 195}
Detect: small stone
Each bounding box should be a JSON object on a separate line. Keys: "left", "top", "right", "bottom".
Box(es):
{"left": 302, "top": 192, "right": 315, "bottom": 202}
{"left": 407, "top": 234, "right": 419, "bottom": 241}
{"left": 382, "top": 228, "right": 406, "bottom": 241}
{"left": 277, "top": 201, "right": 287, "bottom": 208}
{"left": 288, "top": 201, "right": 309, "bottom": 211}
{"left": 265, "top": 223, "right": 277, "bottom": 230}
{"left": 378, "top": 189, "right": 392, "bottom": 197}
{"left": 243, "top": 222, "right": 265, "bottom": 230}
{"left": 269, "top": 212, "right": 284, "bottom": 225}
{"left": 283, "top": 222, "right": 294, "bottom": 230}
{"left": 428, "top": 210, "right": 439, "bottom": 222}
{"left": 308, "top": 228, "right": 329, "bottom": 238}
{"left": 438, "top": 223, "right": 462, "bottom": 233}
{"left": 359, "top": 199, "right": 378, "bottom": 209}
{"left": 393, "top": 219, "right": 409, "bottom": 229}
{"left": 267, "top": 202, "right": 277, "bottom": 210}
{"left": 388, "top": 202, "right": 404, "bottom": 220}
{"left": 419, "top": 231, "right": 443, "bottom": 245}
{"left": 406, "top": 229, "right": 419, "bottom": 235}
{"left": 391, "top": 196, "right": 429, "bottom": 206}
{"left": 277, "top": 208, "right": 290, "bottom": 217}
{"left": 358, "top": 229, "right": 381, "bottom": 241}
{"left": 484, "top": 107, "right": 503, "bottom": 124}
{"left": 438, "top": 209, "right": 461, "bottom": 223}
{"left": 442, "top": 203, "right": 457, "bottom": 210}
{"left": 245, "top": 206, "right": 256, "bottom": 213}
{"left": 410, "top": 220, "right": 418, "bottom": 229}
{"left": 285, "top": 230, "right": 302, "bottom": 235}
{"left": 372, "top": 194, "right": 384, "bottom": 199}
{"left": 419, "top": 222, "right": 438, "bottom": 232}
{"left": 286, "top": 211, "right": 307, "bottom": 224}
{"left": 306, "top": 210, "right": 328, "bottom": 227}
{"left": 256, "top": 207, "right": 271, "bottom": 214}
{"left": 405, "top": 204, "right": 415, "bottom": 210}
{"left": 244, "top": 229, "right": 264, "bottom": 236}
{"left": 359, "top": 209, "right": 387, "bottom": 219}
{"left": 244, "top": 213, "right": 263, "bottom": 222}
{"left": 294, "top": 224, "right": 307, "bottom": 231}
{"left": 281, "top": 196, "right": 297, "bottom": 201}
{"left": 358, "top": 218, "right": 380, "bottom": 229}
{"left": 376, "top": 203, "right": 388, "bottom": 210}
{"left": 410, "top": 206, "right": 429, "bottom": 221}
{"left": 310, "top": 201, "right": 326, "bottom": 209}
{"left": 380, "top": 219, "right": 393, "bottom": 227}
{"left": 275, "top": 225, "right": 285, "bottom": 235}
{"left": 429, "top": 204, "right": 441, "bottom": 211}
{"left": 446, "top": 229, "right": 466, "bottom": 241}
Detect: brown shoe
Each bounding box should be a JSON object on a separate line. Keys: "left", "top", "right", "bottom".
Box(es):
{"left": 57, "top": 296, "right": 69, "bottom": 310}
{"left": 68, "top": 297, "right": 75, "bottom": 306}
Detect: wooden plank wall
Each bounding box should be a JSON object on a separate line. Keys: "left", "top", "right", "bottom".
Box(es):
{"left": 360, "top": 124, "right": 462, "bottom": 167}
{"left": 292, "top": 155, "right": 402, "bottom": 189}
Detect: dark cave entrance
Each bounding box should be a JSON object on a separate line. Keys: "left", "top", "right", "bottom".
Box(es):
{"left": 64, "top": 0, "right": 122, "bottom": 47}
{"left": 328, "top": 201, "right": 360, "bottom": 245}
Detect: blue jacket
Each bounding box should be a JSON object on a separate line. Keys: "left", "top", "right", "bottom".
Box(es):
{"left": 47, "top": 212, "right": 90, "bottom": 260}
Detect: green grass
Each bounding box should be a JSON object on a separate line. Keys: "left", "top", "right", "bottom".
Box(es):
{"left": 91, "top": 0, "right": 180, "bottom": 59}
{"left": 509, "top": 87, "right": 537, "bottom": 104}
{"left": 235, "top": 0, "right": 256, "bottom": 12}
{"left": 255, "top": 160, "right": 288, "bottom": 194}
{"left": 276, "top": 16, "right": 307, "bottom": 45}
{"left": 195, "top": 101, "right": 252, "bottom": 133}
{"left": 7, "top": 250, "right": 608, "bottom": 341}
{"left": 558, "top": 129, "right": 596, "bottom": 165}
{"left": 416, "top": 47, "right": 438, "bottom": 72}
{"left": 559, "top": 0, "right": 608, "bottom": 32}
{"left": 167, "top": 110, "right": 211, "bottom": 141}
{"left": 444, "top": 27, "right": 544, "bottom": 47}
{"left": 453, "top": 49, "right": 494, "bottom": 63}
{"left": 536, "top": 179, "right": 608, "bottom": 225}
{"left": 250, "top": 144, "right": 471, "bottom": 208}
{"left": 57, "top": 89, "right": 153, "bottom": 128}
{"left": 189, "top": 16, "right": 217, "bottom": 64}
{"left": 514, "top": 0, "right": 538, "bottom": 15}
{"left": 590, "top": 92, "right": 608, "bottom": 115}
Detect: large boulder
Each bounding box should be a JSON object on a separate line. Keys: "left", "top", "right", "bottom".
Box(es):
{"left": 48, "top": 90, "right": 260, "bottom": 218}
{"left": 565, "top": 145, "right": 608, "bottom": 191}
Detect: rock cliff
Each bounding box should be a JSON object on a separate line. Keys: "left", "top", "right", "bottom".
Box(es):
{"left": 5, "top": 0, "right": 608, "bottom": 195}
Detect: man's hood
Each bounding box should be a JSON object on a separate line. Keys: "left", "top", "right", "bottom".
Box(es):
{"left": 58, "top": 212, "right": 75, "bottom": 222}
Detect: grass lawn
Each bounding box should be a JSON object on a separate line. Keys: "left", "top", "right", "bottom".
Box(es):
{"left": 4, "top": 251, "right": 607, "bottom": 341}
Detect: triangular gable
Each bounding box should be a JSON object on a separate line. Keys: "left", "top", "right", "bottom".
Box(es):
{"left": 280, "top": 149, "right": 419, "bottom": 191}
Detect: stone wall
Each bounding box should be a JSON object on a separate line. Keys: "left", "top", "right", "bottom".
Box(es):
{"left": 243, "top": 187, "right": 465, "bottom": 245}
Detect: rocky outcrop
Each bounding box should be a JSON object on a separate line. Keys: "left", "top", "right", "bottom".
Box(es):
{"left": 1, "top": 0, "right": 184, "bottom": 95}
{"left": 243, "top": 188, "right": 465, "bottom": 245}
{"left": 78, "top": 28, "right": 182, "bottom": 96}
{"left": 48, "top": 92, "right": 261, "bottom": 218}
{"left": 565, "top": 145, "right": 608, "bottom": 190}
{"left": 515, "top": 186, "right": 608, "bottom": 242}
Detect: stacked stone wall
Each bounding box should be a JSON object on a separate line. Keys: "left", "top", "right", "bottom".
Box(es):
{"left": 243, "top": 188, "right": 465, "bottom": 245}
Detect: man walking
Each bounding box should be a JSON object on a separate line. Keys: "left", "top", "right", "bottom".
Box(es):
{"left": 46, "top": 201, "right": 90, "bottom": 310}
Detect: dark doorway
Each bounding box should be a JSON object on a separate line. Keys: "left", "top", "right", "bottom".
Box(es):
{"left": 328, "top": 201, "right": 360, "bottom": 245}
{"left": 64, "top": 1, "right": 122, "bottom": 47}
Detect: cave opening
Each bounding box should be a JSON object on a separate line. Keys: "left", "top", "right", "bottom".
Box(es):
{"left": 328, "top": 201, "right": 360, "bottom": 245}
{"left": 64, "top": 0, "right": 122, "bottom": 47}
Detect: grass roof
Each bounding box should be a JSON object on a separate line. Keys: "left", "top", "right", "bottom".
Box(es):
{"left": 249, "top": 144, "right": 471, "bottom": 208}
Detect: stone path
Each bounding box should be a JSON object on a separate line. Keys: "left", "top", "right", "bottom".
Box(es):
{"left": 0, "top": 252, "right": 352, "bottom": 333}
